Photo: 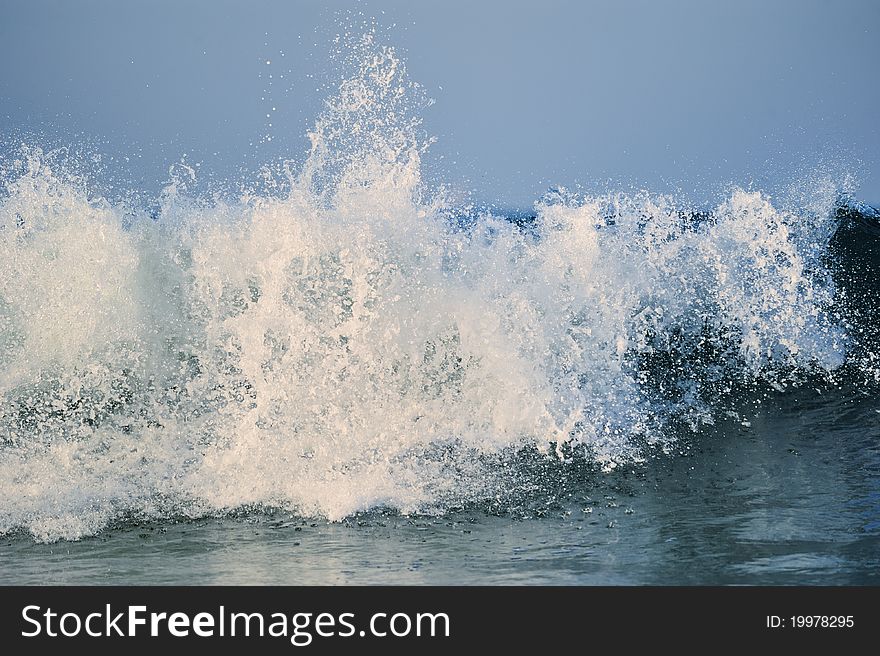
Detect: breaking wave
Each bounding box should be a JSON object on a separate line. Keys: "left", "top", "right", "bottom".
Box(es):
{"left": 0, "top": 33, "right": 875, "bottom": 541}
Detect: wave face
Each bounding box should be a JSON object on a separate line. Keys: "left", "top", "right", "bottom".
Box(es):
{"left": 0, "top": 35, "right": 873, "bottom": 541}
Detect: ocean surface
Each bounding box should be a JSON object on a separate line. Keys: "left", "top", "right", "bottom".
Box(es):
{"left": 1, "top": 36, "right": 878, "bottom": 584}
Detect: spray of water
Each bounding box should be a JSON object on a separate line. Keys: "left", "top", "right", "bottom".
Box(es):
{"left": 0, "top": 34, "right": 852, "bottom": 541}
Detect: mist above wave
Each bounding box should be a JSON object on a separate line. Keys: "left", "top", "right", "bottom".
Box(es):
{"left": 0, "top": 33, "right": 863, "bottom": 541}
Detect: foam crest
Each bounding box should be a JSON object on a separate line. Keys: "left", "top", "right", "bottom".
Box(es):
{"left": 0, "top": 38, "right": 853, "bottom": 541}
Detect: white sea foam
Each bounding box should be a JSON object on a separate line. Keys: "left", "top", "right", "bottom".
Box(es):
{"left": 0, "top": 35, "right": 850, "bottom": 541}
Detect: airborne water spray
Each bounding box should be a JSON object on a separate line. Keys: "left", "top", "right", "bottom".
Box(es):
{"left": 0, "top": 32, "right": 853, "bottom": 542}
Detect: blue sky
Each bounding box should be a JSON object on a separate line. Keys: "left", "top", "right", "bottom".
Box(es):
{"left": 1, "top": 0, "right": 878, "bottom": 207}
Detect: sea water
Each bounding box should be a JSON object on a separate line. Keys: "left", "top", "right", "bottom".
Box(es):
{"left": 0, "top": 33, "right": 877, "bottom": 584}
